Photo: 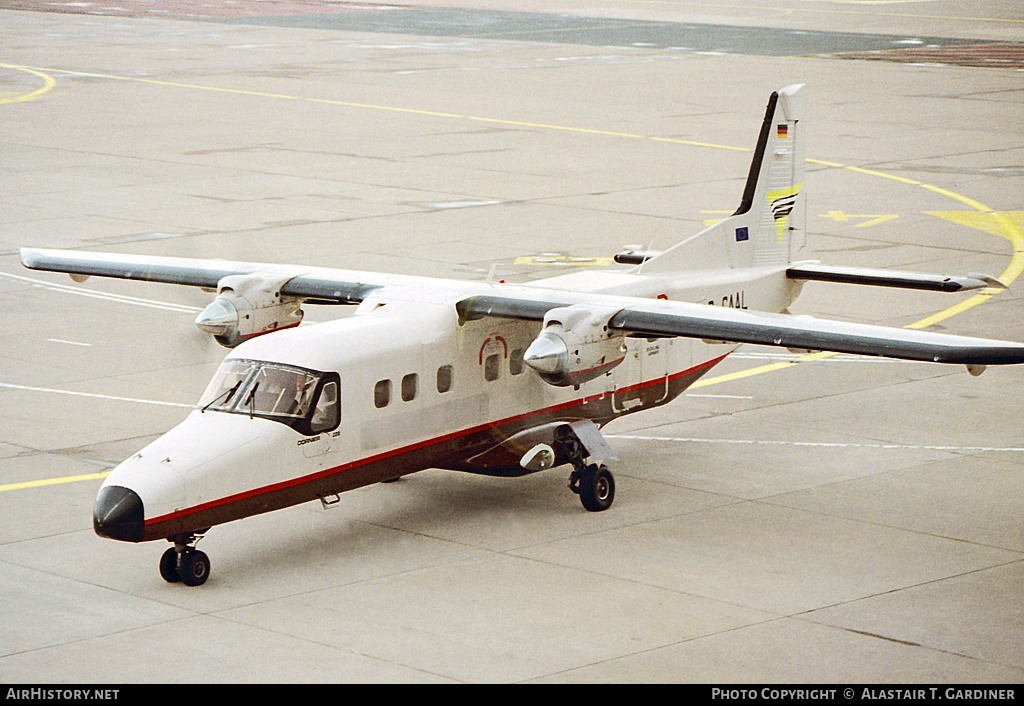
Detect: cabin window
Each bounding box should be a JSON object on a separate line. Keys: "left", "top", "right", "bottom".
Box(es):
{"left": 374, "top": 379, "right": 391, "bottom": 409}
{"left": 510, "top": 348, "right": 525, "bottom": 376}
{"left": 437, "top": 365, "right": 453, "bottom": 393}
{"left": 401, "top": 373, "right": 418, "bottom": 402}
{"left": 484, "top": 353, "right": 501, "bottom": 382}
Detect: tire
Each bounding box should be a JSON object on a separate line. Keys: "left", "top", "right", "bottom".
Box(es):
{"left": 579, "top": 464, "right": 615, "bottom": 512}
{"left": 179, "top": 549, "right": 211, "bottom": 587}
{"left": 159, "top": 547, "right": 181, "bottom": 583}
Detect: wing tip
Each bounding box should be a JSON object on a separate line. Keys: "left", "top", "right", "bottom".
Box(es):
{"left": 19, "top": 247, "right": 40, "bottom": 270}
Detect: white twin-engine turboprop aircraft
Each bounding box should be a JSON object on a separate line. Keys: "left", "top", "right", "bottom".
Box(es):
{"left": 21, "top": 85, "right": 1024, "bottom": 586}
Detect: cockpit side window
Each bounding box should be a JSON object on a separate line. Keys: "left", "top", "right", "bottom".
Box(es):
{"left": 311, "top": 380, "right": 340, "bottom": 434}
{"left": 199, "top": 359, "right": 340, "bottom": 436}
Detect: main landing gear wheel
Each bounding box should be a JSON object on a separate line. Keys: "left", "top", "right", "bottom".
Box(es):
{"left": 571, "top": 464, "right": 615, "bottom": 512}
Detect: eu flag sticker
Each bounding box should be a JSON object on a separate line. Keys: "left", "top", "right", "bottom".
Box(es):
{"left": 735, "top": 226, "right": 749, "bottom": 242}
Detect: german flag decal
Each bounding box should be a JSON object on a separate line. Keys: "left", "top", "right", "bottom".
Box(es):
{"left": 777, "top": 124, "right": 788, "bottom": 139}
{"left": 766, "top": 183, "right": 802, "bottom": 242}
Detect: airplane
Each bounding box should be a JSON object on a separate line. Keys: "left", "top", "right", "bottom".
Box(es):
{"left": 20, "top": 84, "right": 1024, "bottom": 586}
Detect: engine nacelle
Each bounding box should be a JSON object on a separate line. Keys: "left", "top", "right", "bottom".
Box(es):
{"left": 195, "top": 273, "right": 303, "bottom": 348}
{"left": 523, "top": 304, "right": 626, "bottom": 387}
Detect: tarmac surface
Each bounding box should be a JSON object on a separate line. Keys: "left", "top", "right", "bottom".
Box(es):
{"left": 1, "top": 0, "right": 1023, "bottom": 684}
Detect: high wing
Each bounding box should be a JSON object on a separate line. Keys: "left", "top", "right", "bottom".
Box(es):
{"left": 19, "top": 247, "right": 381, "bottom": 304}
{"left": 23, "top": 247, "right": 1024, "bottom": 370}
{"left": 610, "top": 299, "right": 1024, "bottom": 366}
{"left": 457, "top": 293, "right": 1024, "bottom": 368}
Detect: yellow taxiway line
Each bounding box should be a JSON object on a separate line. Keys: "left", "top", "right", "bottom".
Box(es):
{"left": 0, "top": 471, "right": 111, "bottom": 494}
{"left": 0, "top": 64, "right": 57, "bottom": 104}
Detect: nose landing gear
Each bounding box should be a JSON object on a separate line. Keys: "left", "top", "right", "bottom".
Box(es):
{"left": 159, "top": 532, "right": 211, "bottom": 586}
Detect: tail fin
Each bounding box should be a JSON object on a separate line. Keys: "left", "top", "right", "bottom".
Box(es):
{"left": 643, "top": 84, "right": 807, "bottom": 273}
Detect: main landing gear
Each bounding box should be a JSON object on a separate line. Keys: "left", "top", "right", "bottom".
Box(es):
{"left": 159, "top": 532, "right": 211, "bottom": 587}
{"left": 556, "top": 423, "right": 616, "bottom": 512}
{"left": 569, "top": 463, "right": 616, "bottom": 512}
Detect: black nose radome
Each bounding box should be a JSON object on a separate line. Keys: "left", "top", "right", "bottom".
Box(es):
{"left": 94, "top": 486, "right": 145, "bottom": 542}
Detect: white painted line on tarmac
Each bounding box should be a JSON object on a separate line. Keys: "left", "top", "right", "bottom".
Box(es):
{"left": 47, "top": 338, "right": 92, "bottom": 347}
{"left": 0, "top": 383, "right": 194, "bottom": 408}
{"left": 685, "top": 394, "right": 755, "bottom": 399}
{"left": 0, "top": 271, "right": 201, "bottom": 314}
{"left": 606, "top": 434, "right": 1024, "bottom": 454}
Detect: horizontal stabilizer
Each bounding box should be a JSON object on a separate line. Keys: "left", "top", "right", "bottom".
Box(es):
{"left": 613, "top": 248, "right": 662, "bottom": 265}
{"left": 787, "top": 263, "right": 1006, "bottom": 292}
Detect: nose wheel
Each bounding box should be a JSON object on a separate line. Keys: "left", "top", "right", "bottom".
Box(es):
{"left": 159, "top": 533, "right": 211, "bottom": 586}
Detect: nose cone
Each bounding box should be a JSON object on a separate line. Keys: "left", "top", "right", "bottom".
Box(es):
{"left": 523, "top": 332, "right": 568, "bottom": 375}
{"left": 94, "top": 486, "right": 145, "bottom": 542}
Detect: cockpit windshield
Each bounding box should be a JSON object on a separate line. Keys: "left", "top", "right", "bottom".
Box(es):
{"left": 199, "top": 359, "right": 340, "bottom": 435}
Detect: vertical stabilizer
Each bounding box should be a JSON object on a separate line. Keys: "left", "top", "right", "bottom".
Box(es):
{"left": 643, "top": 84, "right": 807, "bottom": 274}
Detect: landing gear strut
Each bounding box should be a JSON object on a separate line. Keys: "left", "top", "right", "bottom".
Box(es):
{"left": 160, "top": 532, "right": 211, "bottom": 586}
